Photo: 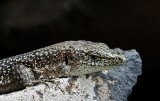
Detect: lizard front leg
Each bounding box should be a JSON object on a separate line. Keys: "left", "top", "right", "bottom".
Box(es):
{"left": 16, "top": 64, "right": 36, "bottom": 86}
{"left": 0, "top": 64, "right": 35, "bottom": 94}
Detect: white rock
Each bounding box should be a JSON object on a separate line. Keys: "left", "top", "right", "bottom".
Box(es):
{"left": 0, "top": 49, "right": 142, "bottom": 101}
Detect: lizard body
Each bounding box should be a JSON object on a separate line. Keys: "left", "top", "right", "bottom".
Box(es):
{"left": 0, "top": 40, "right": 125, "bottom": 94}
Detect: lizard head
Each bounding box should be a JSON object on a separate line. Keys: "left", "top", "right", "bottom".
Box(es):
{"left": 55, "top": 41, "right": 125, "bottom": 76}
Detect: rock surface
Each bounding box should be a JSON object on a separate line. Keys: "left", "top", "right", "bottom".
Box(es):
{"left": 0, "top": 49, "right": 142, "bottom": 101}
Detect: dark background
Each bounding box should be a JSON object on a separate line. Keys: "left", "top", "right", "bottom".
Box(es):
{"left": 0, "top": 0, "right": 159, "bottom": 100}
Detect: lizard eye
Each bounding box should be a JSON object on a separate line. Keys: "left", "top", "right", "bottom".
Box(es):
{"left": 90, "top": 55, "right": 96, "bottom": 60}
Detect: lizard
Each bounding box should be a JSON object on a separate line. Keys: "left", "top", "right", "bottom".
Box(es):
{"left": 0, "top": 40, "right": 125, "bottom": 95}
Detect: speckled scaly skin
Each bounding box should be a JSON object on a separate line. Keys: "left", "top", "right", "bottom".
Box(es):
{"left": 0, "top": 40, "right": 125, "bottom": 94}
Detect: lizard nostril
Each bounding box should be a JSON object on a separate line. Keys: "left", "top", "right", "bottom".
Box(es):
{"left": 116, "top": 56, "right": 125, "bottom": 63}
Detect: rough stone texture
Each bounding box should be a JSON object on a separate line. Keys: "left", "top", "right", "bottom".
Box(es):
{"left": 0, "top": 49, "right": 142, "bottom": 101}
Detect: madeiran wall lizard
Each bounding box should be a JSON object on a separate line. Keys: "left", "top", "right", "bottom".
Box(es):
{"left": 0, "top": 40, "right": 125, "bottom": 94}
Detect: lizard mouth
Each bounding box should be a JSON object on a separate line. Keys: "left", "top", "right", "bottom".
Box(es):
{"left": 122, "top": 56, "right": 126, "bottom": 63}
